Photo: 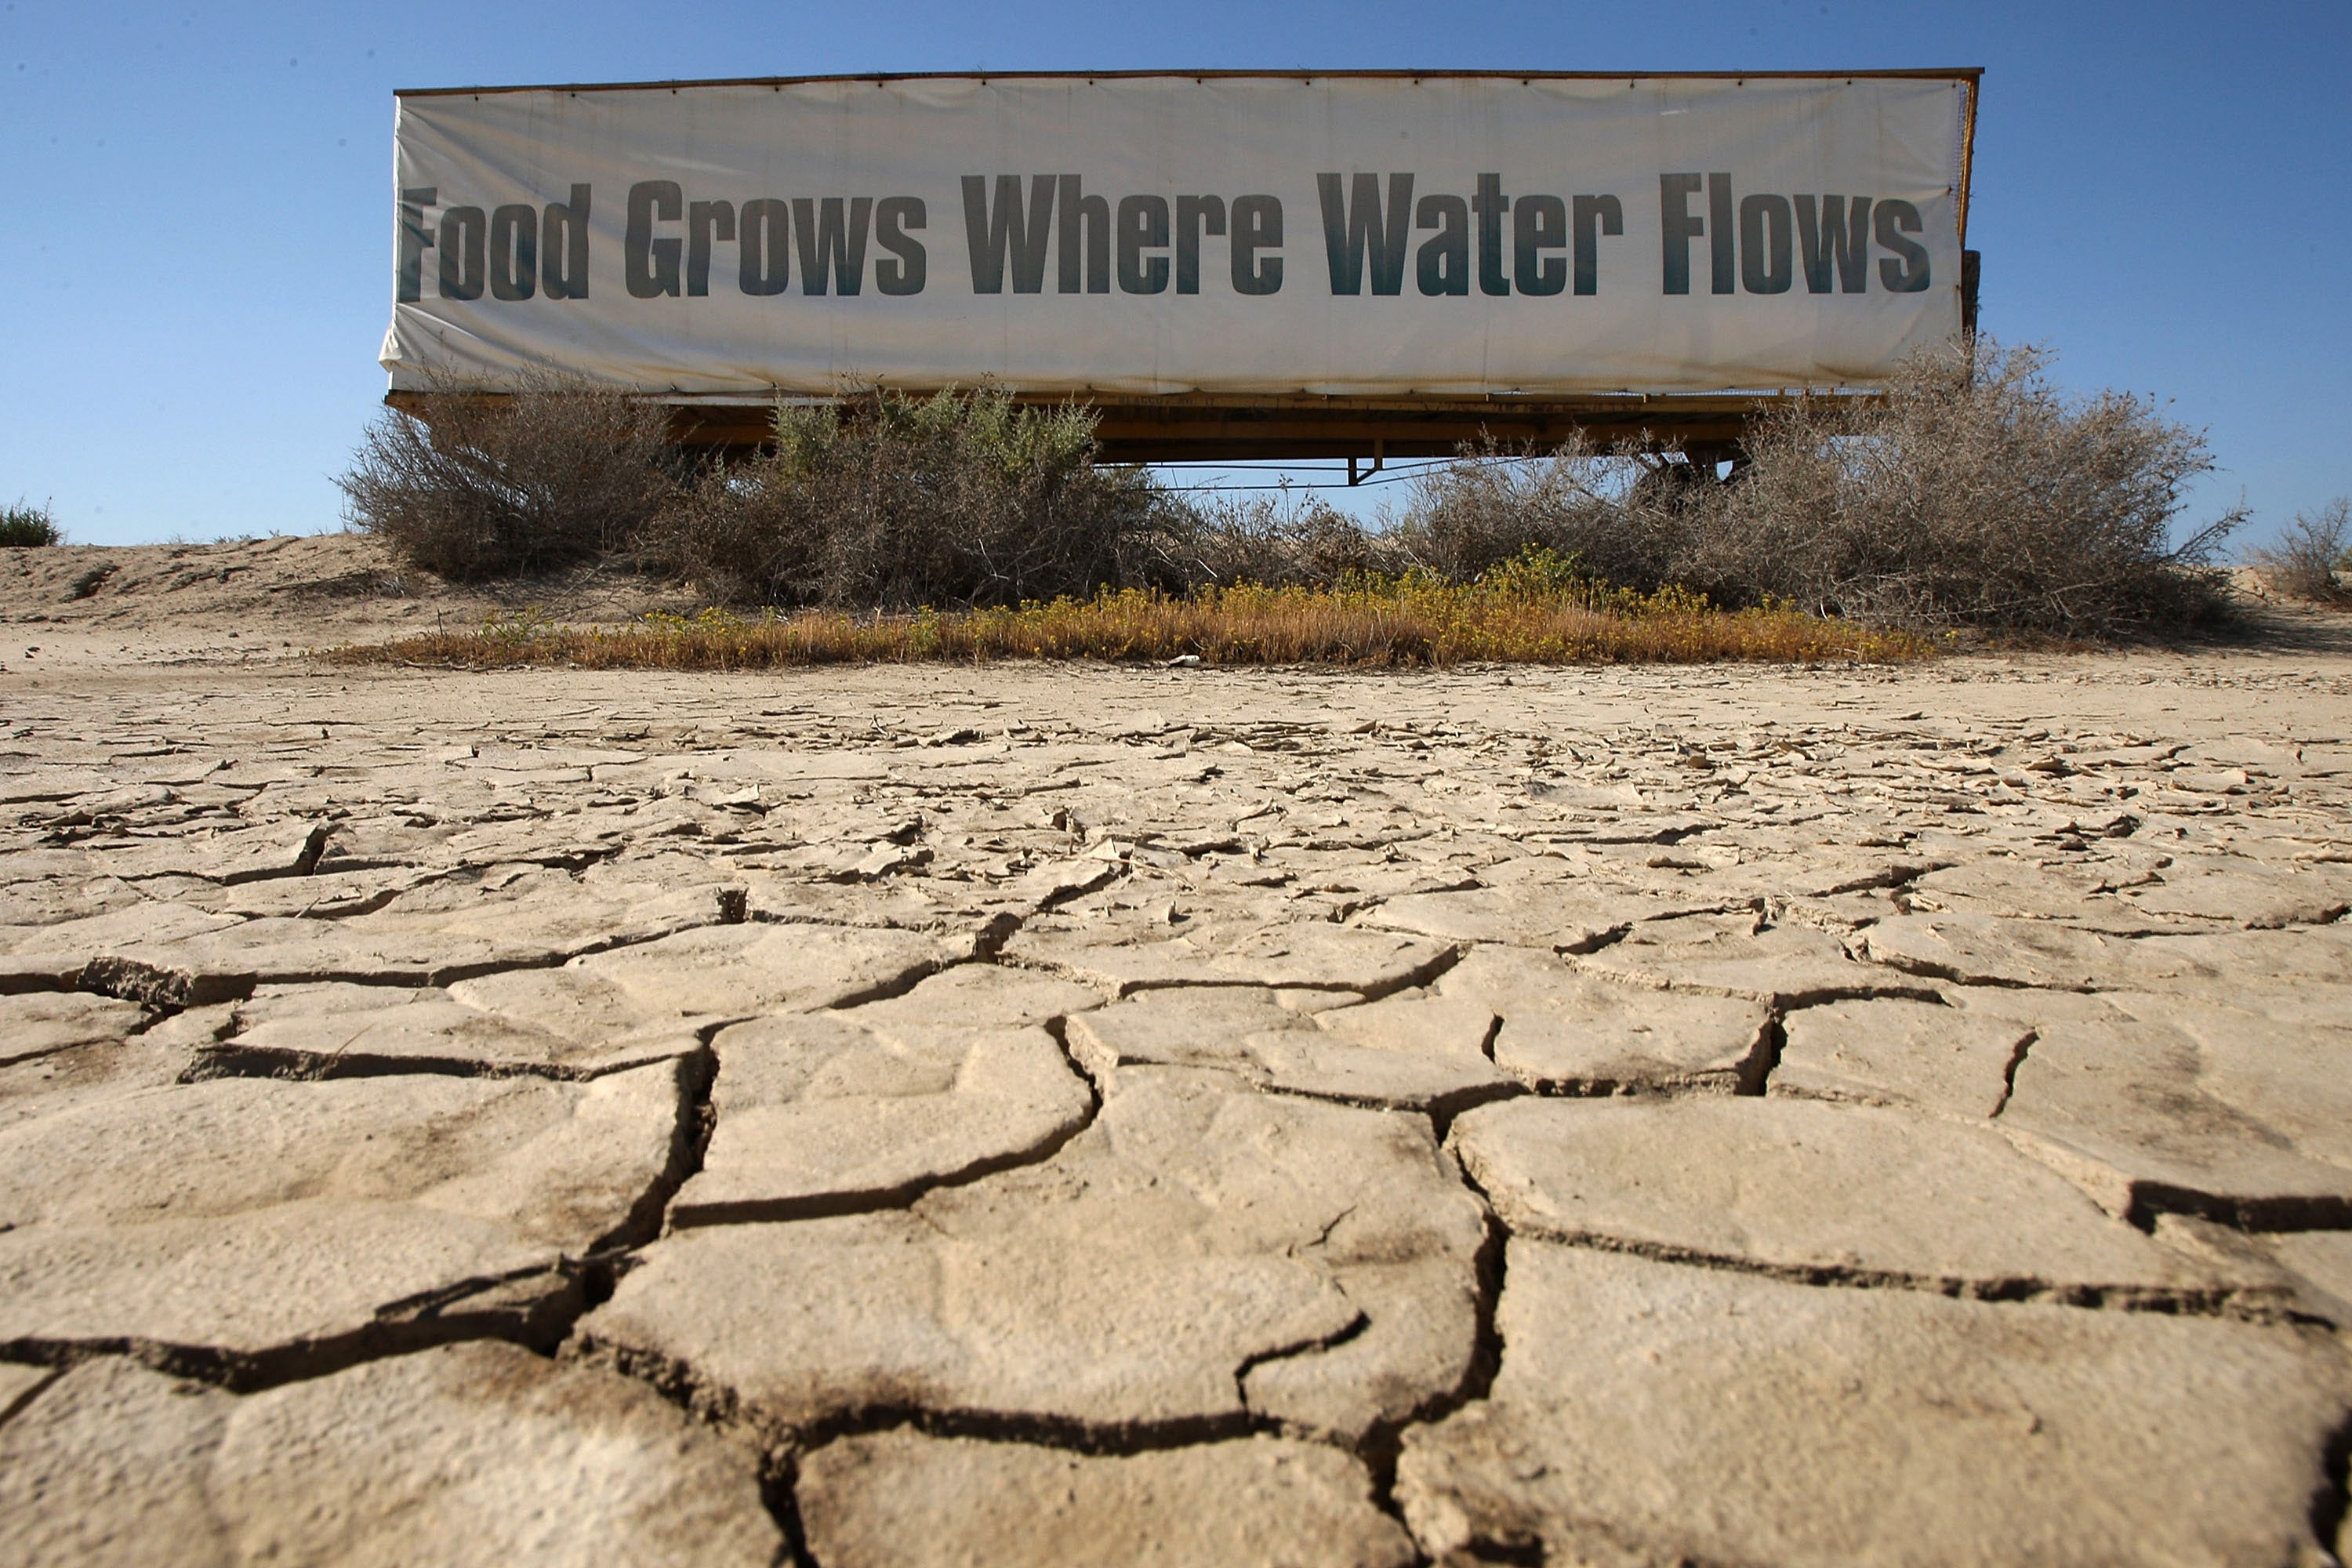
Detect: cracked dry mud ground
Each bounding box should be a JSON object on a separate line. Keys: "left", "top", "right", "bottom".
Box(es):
{"left": 2, "top": 639, "right": 2350, "bottom": 1567}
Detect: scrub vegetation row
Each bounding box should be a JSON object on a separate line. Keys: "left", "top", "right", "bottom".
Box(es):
{"left": 335, "top": 338, "right": 2257, "bottom": 666}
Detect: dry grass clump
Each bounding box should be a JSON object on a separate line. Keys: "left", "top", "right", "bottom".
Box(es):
{"left": 337, "top": 374, "right": 681, "bottom": 580}
{"left": 0, "top": 501, "right": 61, "bottom": 547}
{"left": 327, "top": 553, "right": 1928, "bottom": 670}
{"left": 647, "top": 387, "right": 1169, "bottom": 608}
{"left": 2245, "top": 499, "right": 2350, "bottom": 605}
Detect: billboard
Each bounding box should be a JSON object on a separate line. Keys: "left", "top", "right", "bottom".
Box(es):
{"left": 383, "top": 72, "right": 1973, "bottom": 401}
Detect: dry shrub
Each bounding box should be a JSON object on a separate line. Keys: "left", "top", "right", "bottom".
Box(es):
{"left": 1677, "top": 339, "right": 2245, "bottom": 633}
{"left": 337, "top": 374, "right": 681, "bottom": 580}
{"left": 1381, "top": 339, "right": 2244, "bottom": 635}
{"left": 1388, "top": 434, "right": 1690, "bottom": 588}
{"left": 648, "top": 387, "right": 1169, "bottom": 608}
{"left": 1148, "top": 490, "right": 1409, "bottom": 587}
{"left": 2245, "top": 498, "right": 2351, "bottom": 604}
{"left": 0, "top": 500, "right": 61, "bottom": 547}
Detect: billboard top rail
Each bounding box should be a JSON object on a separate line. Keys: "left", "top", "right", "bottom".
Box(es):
{"left": 395, "top": 67, "right": 1983, "bottom": 100}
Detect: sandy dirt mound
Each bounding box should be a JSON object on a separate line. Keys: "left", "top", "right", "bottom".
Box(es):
{"left": 0, "top": 534, "right": 695, "bottom": 669}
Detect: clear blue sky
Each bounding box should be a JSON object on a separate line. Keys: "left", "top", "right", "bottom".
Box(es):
{"left": 2, "top": 0, "right": 2344, "bottom": 546}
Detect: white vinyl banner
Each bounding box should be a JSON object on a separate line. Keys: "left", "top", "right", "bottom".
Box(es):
{"left": 383, "top": 73, "right": 1970, "bottom": 398}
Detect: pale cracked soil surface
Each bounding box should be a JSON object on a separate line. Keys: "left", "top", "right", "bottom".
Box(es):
{"left": 2, "top": 550, "right": 2351, "bottom": 1566}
